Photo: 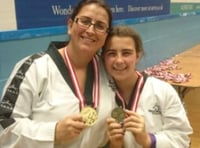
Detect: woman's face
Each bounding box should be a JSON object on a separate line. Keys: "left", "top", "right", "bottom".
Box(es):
{"left": 103, "top": 36, "right": 141, "bottom": 82}
{"left": 68, "top": 4, "right": 109, "bottom": 56}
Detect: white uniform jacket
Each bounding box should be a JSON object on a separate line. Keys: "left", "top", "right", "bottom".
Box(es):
{"left": 0, "top": 42, "right": 116, "bottom": 148}
{"left": 123, "top": 76, "right": 193, "bottom": 148}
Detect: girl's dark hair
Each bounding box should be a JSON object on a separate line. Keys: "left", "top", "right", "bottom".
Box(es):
{"left": 70, "top": 0, "right": 112, "bottom": 30}
{"left": 102, "top": 25, "right": 144, "bottom": 55}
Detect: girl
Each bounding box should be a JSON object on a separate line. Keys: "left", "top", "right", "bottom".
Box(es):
{"left": 102, "top": 25, "right": 192, "bottom": 148}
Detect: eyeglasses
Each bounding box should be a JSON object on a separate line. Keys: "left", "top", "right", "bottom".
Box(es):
{"left": 74, "top": 16, "right": 109, "bottom": 34}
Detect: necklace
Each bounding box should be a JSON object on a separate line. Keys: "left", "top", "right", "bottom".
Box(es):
{"left": 63, "top": 47, "right": 100, "bottom": 110}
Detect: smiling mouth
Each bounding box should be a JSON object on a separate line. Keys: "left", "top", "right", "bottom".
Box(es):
{"left": 113, "top": 66, "right": 127, "bottom": 72}
{"left": 81, "top": 36, "right": 96, "bottom": 43}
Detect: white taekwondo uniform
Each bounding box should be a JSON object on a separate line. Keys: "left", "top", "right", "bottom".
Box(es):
{"left": 120, "top": 76, "right": 193, "bottom": 148}
{"left": 0, "top": 42, "right": 116, "bottom": 148}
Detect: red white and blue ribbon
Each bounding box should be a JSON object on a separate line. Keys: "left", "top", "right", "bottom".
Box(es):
{"left": 64, "top": 47, "right": 100, "bottom": 110}
{"left": 115, "top": 71, "right": 144, "bottom": 111}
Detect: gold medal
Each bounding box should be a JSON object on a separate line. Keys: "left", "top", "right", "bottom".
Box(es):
{"left": 81, "top": 106, "right": 98, "bottom": 126}
{"left": 111, "top": 107, "right": 125, "bottom": 123}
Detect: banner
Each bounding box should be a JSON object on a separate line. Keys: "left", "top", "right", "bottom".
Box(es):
{"left": 15, "top": 0, "right": 170, "bottom": 29}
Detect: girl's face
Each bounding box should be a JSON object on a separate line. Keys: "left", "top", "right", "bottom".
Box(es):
{"left": 103, "top": 36, "right": 141, "bottom": 82}
{"left": 68, "top": 4, "right": 109, "bottom": 56}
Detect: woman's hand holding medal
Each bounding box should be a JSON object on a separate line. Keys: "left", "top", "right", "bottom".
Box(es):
{"left": 55, "top": 106, "right": 98, "bottom": 144}
{"left": 55, "top": 115, "right": 87, "bottom": 144}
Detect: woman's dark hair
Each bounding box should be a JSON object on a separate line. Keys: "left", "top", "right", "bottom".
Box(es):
{"left": 70, "top": 0, "right": 112, "bottom": 30}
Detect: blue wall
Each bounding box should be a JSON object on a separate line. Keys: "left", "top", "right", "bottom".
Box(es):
{"left": 133, "top": 15, "right": 200, "bottom": 70}
{"left": 0, "top": 15, "right": 200, "bottom": 95}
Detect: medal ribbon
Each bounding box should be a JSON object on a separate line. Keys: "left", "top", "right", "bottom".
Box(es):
{"left": 116, "top": 71, "right": 144, "bottom": 111}
{"left": 64, "top": 47, "right": 100, "bottom": 110}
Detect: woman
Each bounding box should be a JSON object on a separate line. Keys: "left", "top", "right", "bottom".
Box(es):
{"left": 102, "top": 25, "right": 193, "bottom": 148}
{"left": 0, "top": 0, "right": 115, "bottom": 147}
